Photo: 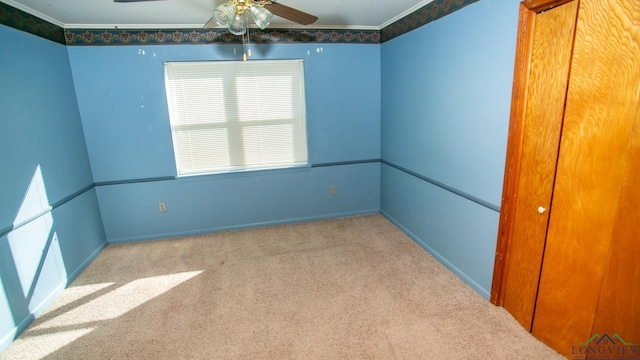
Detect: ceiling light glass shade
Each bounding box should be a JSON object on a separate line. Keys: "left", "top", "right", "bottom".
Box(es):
{"left": 229, "top": 13, "right": 247, "bottom": 35}
{"left": 249, "top": 6, "right": 273, "bottom": 30}
{"left": 212, "top": 3, "right": 236, "bottom": 27}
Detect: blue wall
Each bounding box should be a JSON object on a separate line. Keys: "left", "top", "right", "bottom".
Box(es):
{"left": 380, "top": 0, "right": 520, "bottom": 298}
{"left": 1, "top": 0, "right": 522, "bottom": 352}
{"left": 0, "top": 24, "right": 106, "bottom": 350}
{"left": 67, "top": 43, "right": 381, "bottom": 242}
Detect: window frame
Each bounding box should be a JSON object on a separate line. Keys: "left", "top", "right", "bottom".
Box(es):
{"left": 164, "top": 59, "right": 309, "bottom": 178}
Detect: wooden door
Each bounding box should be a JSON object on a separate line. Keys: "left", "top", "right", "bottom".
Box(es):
{"left": 490, "top": 0, "right": 579, "bottom": 330}
{"left": 492, "top": 0, "right": 640, "bottom": 357}
{"left": 590, "top": 114, "right": 640, "bottom": 355}
{"left": 532, "top": 0, "right": 640, "bottom": 354}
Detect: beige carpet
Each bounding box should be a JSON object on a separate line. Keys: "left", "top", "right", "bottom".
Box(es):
{"left": 1, "top": 214, "right": 563, "bottom": 359}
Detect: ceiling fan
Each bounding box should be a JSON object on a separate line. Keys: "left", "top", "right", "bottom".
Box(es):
{"left": 114, "top": 0, "right": 318, "bottom": 35}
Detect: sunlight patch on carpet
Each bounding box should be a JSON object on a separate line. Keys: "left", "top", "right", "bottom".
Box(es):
{"left": 5, "top": 327, "right": 95, "bottom": 359}
{"left": 31, "top": 270, "right": 203, "bottom": 330}
{"left": 36, "top": 282, "right": 116, "bottom": 316}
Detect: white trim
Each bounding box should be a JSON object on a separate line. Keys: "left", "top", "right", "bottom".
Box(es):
{"left": 62, "top": 23, "right": 382, "bottom": 31}
{"left": 3, "top": 0, "right": 434, "bottom": 31}
{"left": 379, "top": 0, "right": 436, "bottom": 29}
{"left": 3, "top": 0, "right": 438, "bottom": 32}
{"left": 63, "top": 23, "right": 216, "bottom": 30}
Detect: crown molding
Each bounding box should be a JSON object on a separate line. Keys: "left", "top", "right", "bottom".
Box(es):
{"left": 381, "top": 0, "right": 479, "bottom": 42}
{"left": 379, "top": 0, "right": 436, "bottom": 29}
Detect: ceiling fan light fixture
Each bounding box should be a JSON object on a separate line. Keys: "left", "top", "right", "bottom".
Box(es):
{"left": 229, "top": 13, "right": 247, "bottom": 35}
{"left": 249, "top": 5, "right": 273, "bottom": 30}
{"left": 213, "top": 3, "right": 236, "bottom": 27}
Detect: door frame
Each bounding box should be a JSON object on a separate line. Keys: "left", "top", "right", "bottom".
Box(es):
{"left": 490, "top": 0, "right": 576, "bottom": 306}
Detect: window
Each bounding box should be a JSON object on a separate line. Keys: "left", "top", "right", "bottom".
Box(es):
{"left": 164, "top": 59, "right": 308, "bottom": 176}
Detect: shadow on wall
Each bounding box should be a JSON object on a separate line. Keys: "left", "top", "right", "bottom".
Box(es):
{"left": 1, "top": 166, "right": 195, "bottom": 356}
{"left": 1, "top": 165, "right": 67, "bottom": 346}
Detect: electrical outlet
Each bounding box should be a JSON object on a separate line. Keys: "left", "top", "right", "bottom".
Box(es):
{"left": 329, "top": 185, "right": 337, "bottom": 195}
{"left": 158, "top": 202, "right": 167, "bottom": 212}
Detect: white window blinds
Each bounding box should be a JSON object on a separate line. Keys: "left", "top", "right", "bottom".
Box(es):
{"left": 164, "top": 59, "right": 308, "bottom": 176}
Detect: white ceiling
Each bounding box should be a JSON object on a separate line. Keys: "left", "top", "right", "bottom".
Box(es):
{"left": 2, "top": 0, "right": 435, "bottom": 30}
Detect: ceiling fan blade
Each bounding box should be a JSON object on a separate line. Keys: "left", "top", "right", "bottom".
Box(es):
{"left": 263, "top": 2, "right": 318, "bottom": 25}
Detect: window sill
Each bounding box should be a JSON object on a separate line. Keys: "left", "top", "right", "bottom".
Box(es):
{"left": 174, "top": 163, "right": 312, "bottom": 182}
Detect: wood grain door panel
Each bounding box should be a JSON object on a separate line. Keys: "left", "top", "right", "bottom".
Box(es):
{"left": 531, "top": 0, "right": 640, "bottom": 355}
{"left": 590, "top": 108, "right": 640, "bottom": 355}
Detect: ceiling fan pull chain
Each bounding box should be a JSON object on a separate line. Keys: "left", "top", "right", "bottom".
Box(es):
{"left": 244, "top": 17, "right": 252, "bottom": 61}
{"left": 242, "top": 30, "right": 247, "bottom": 61}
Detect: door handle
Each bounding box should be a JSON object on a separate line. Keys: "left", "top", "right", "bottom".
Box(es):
{"left": 538, "top": 206, "right": 546, "bottom": 214}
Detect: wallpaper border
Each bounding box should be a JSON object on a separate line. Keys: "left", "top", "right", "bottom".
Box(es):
{"left": 64, "top": 28, "right": 381, "bottom": 46}
{"left": 2, "top": 0, "right": 478, "bottom": 46}
{"left": 381, "top": 0, "right": 480, "bottom": 42}
{"left": 0, "top": 1, "right": 65, "bottom": 44}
